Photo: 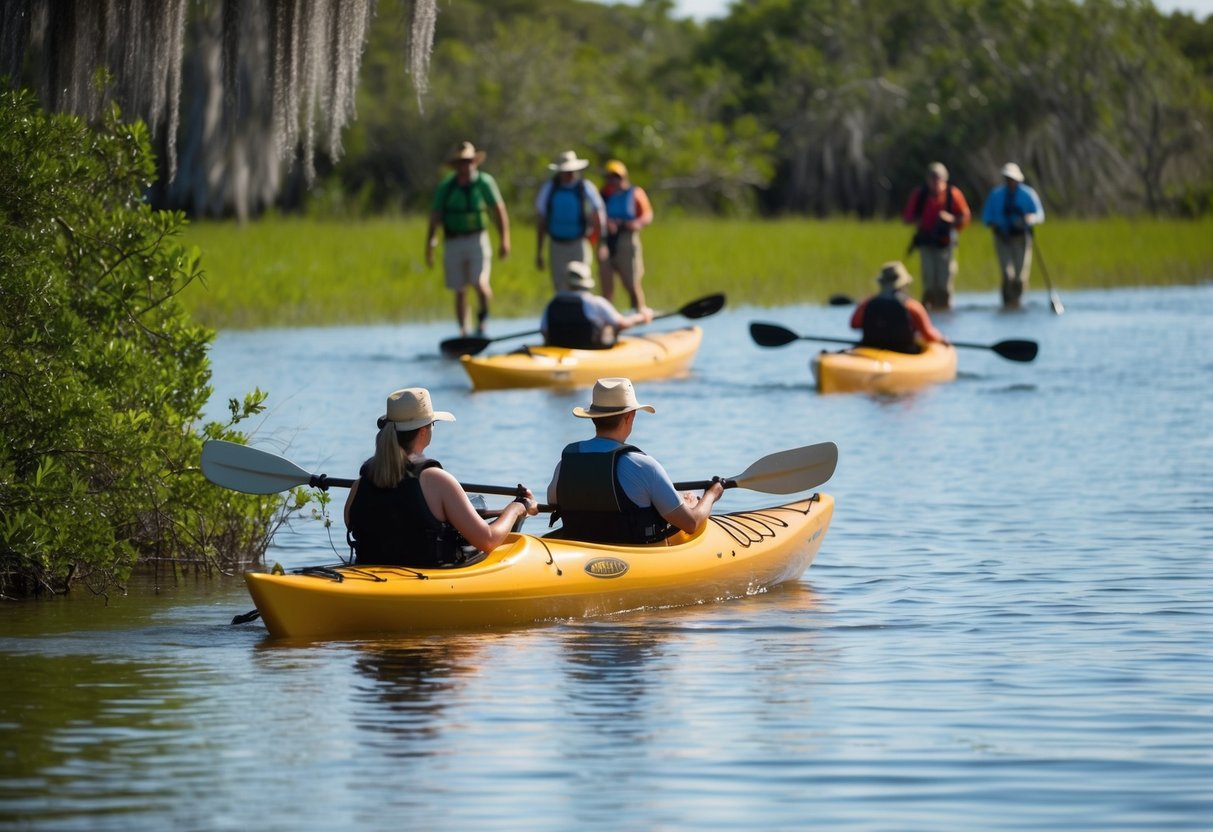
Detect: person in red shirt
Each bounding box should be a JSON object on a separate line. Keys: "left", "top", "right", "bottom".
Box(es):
{"left": 902, "top": 162, "right": 971, "bottom": 311}
{"left": 850, "top": 262, "right": 949, "bottom": 354}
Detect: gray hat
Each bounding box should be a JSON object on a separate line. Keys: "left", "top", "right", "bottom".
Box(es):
{"left": 565, "top": 261, "right": 594, "bottom": 291}
{"left": 876, "top": 261, "right": 913, "bottom": 290}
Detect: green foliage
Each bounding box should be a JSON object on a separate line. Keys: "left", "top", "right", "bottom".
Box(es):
{"left": 316, "top": 0, "right": 1213, "bottom": 220}
{"left": 0, "top": 87, "right": 288, "bottom": 598}
{"left": 178, "top": 214, "right": 1213, "bottom": 329}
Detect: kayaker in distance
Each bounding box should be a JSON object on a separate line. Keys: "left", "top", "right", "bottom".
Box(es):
{"left": 546, "top": 377, "right": 724, "bottom": 544}
{"left": 344, "top": 387, "right": 537, "bottom": 567}
{"left": 849, "top": 261, "right": 950, "bottom": 354}
{"left": 540, "top": 261, "right": 652, "bottom": 350}
{"left": 981, "top": 161, "right": 1046, "bottom": 310}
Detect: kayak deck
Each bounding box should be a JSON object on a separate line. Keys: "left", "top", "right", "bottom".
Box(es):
{"left": 459, "top": 326, "right": 702, "bottom": 390}
{"left": 244, "top": 494, "right": 834, "bottom": 639}
{"left": 811, "top": 341, "right": 957, "bottom": 394}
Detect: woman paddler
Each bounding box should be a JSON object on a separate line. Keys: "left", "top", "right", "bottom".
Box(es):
{"left": 344, "top": 387, "right": 538, "bottom": 567}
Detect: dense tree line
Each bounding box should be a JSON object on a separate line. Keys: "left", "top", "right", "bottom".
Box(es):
{"left": 285, "top": 0, "right": 1213, "bottom": 219}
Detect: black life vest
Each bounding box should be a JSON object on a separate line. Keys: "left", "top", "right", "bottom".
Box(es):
{"left": 346, "top": 457, "right": 471, "bottom": 567}
{"left": 555, "top": 442, "right": 675, "bottom": 544}
{"left": 910, "top": 185, "right": 957, "bottom": 247}
{"left": 861, "top": 292, "right": 919, "bottom": 354}
{"left": 544, "top": 294, "right": 613, "bottom": 350}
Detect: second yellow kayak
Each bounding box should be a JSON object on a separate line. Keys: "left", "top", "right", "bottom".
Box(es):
{"left": 460, "top": 326, "right": 703, "bottom": 390}
{"left": 811, "top": 341, "right": 958, "bottom": 394}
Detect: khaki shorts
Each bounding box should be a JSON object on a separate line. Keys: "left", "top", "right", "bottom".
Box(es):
{"left": 443, "top": 232, "right": 491, "bottom": 291}
{"left": 603, "top": 230, "right": 644, "bottom": 289}
{"left": 548, "top": 237, "right": 592, "bottom": 292}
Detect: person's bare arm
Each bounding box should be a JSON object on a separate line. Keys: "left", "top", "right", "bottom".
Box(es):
{"left": 423, "top": 468, "right": 536, "bottom": 552}
{"left": 661, "top": 480, "right": 724, "bottom": 535}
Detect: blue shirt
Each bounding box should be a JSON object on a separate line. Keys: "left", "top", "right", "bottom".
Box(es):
{"left": 547, "top": 436, "right": 682, "bottom": 515}
{"left": 981, "top": 183, "right": 1045, "bottom": 233}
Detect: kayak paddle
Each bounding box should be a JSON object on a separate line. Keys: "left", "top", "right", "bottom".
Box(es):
{"left": 439, "top": 292, "right": 727, "bottom": 358}
{"left": 749, "top": 321, "right": 1038, "bottom": 363}
{"left": 673, "top": 441, "right": 838, "bottom": 495}
{"left": 200, "top": 440, "right": 553, "bottom": 509}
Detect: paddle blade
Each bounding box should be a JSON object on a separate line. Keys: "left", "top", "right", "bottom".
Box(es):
{"left": 677, "top": 293, "right": 726, "bottom": 320}
{"left": 439, "top": 336, "right": 492, "bottom": 358}
{"left": 991, "top": 339, "right": 1039, "bottom": 363}
{"left": 201, "top": 440, "right": 311, "bottom": 494}
{"left": 1049, "top": 294, "right": 1065, "bottom": 316}
{"left": 731, "top": 441, "right": 839, "bottom": 494}
{"left": 749, "top": 321, "right": 801, "bottom": 348}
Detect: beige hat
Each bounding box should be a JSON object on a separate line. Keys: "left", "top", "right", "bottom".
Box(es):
{"left": 549, "top": 150, "right": 590, "bottom": 173}
{"left": 876, "top": 261, "right": 913, "bottom": 290}
{"left": 381, "top": 388, "right": 455, "bottom": 432}
{"left": 927, "top": 162, "right": 948, "bottom": 181}
{"left": 565, "top": 261, "right": 594, "bottom": 291}
{"left": 1000, "top": 162, "right": 1025, "bottom": 182}
{"left": 448, "top": 141, "right": 486, "bottom": 166}
{"left": 573, "top": 377, "right": 656, "bottom": 419}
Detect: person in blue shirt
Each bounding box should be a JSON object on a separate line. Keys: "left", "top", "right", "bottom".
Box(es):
{"left": 981, "top": 162, "right": 1045, "bottom": 309}
{"left": 546, "top": 377, "right": 723, "bottom": 544}
{"left": 534, "top": 150, "right": 606, "bottom": 293}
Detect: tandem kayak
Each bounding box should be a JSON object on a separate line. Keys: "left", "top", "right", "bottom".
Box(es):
{"left": 459, "top": 326, "right": 702, "bottom": 390}
{"left": 244, "top": 494, "right": 834, "bottom": 639}
{"left": 811, "top": 341, "right": 957, "bottom": 394}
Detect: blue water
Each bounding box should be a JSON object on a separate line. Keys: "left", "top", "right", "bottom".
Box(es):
{"left": 1, "top": 285, "right": 1211, "bottom": 830}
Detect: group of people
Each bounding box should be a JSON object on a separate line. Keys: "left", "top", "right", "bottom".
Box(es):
{"left": 427, "top": 144, "right": 654, "bottom": 342}
{"left": 901, "top": 160, "right": 1046, "bottom": 312}
{"left": 344, "top": 378, "right": 722, "bottom": 567}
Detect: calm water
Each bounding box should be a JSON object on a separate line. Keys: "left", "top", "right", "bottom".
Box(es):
{"left": 2, "top": 285, "right": 1211, "bottom": 830}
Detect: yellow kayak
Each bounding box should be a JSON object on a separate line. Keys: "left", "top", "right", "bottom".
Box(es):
{"left": 459, "top": 326, "right": 702, "bottom": 390}
{"left": 245, "top": 494, "right": 834, "bottom": 639}
{"left": 811, "top": 341, "right": 957, "bottom": 394}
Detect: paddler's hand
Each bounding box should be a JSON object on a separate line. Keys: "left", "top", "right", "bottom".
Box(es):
{"left": 514, "top": 488, "right": 539, "bottom": 517}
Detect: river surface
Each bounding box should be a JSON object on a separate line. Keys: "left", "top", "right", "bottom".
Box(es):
{"left": 2, "top": 285, "right": 1211, "bottom": 830}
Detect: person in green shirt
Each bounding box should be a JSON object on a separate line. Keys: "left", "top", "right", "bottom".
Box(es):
{"left": 425, "top": 142, "right": 511, "bottom": 337}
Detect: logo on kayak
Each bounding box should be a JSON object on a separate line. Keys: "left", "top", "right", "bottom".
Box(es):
{"left": 584, "top": 557, "right": 629, "bottom": 579}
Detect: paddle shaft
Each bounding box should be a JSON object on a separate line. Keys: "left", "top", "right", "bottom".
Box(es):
{"left": 1030, "top": 229, "right": 1064, "bottom": 315}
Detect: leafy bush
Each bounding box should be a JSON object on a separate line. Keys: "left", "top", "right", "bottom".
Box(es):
{"left": 0, "top": 86, "right": 291, "bottom": 598}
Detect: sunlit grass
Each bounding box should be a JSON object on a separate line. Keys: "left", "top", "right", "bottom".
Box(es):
{"left": 181, "top": 216, "right": 1213, "bottom": 329}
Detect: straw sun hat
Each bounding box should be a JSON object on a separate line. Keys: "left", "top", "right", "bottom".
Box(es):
{"left": 549, "top": 150, "right": 590, "bottom": 172}
{"left": 565, "top": 261, "right": 595, "bottom": 292}
{"left": 448, "top": 141, "right": 486, "bottom": 166}
{"left": 379, "top": 388, "right": 455, "bottom": 432}
{"left": 573, "top": 378, "right": 656, "bottom": 419}
{"left": 1000, "top": 162, "right": 1025, "bottom": 182}
{"left": 876, "top": 261, "right": 913, "bottom": 290}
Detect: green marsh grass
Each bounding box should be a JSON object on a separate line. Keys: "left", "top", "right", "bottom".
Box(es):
{"left": 182, "top": 216, "right": 1213, "bottom": 329}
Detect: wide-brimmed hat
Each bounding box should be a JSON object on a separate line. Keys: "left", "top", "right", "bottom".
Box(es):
{"left": 573, "top": 378, "right": 656, "bottom": 419}
{"left": 549, "top": 150, "right": 590, "bottom": 173}
{"left": 1000, "top": 162, "right": 1025, "bottom": 182}
{"left": 448, "top": 141, "right": 486, "bottom": 166}
{"left": 605, "top": 159, "right": 628, "bottom": 178}
{"left": 876, "top": 261, "right": 913, "bottom": 290}
{"left": 565, "top": 261, "right": 595, "bottom": 291}
{"left": 381, "top": 388, "right": 455, "bottom": 432}
{"left": 927, "top": 161, "right": 948, "bottom": 181}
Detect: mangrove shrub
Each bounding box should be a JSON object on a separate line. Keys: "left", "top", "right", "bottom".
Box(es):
{"left": 0, "top": 87, "right": 289, "bottom": 598}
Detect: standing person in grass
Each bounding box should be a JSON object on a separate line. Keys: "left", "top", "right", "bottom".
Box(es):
{"left": 535, "top": 150, "right": 606, "bottom": 293}
{"left": 597, "top": 159, "right": 653, "bottom": 311}
{"left": 547, "top": 377, "right": 724, "bottom": 544}
{"left": 849, "top": 261, "right": 949, "bottom": 354}
{"left": 981, "top": 162, "right": 1045, "bottom": 310}
{"left": 425, "top": 141, "right": 511, "bottom": 337}
{"left": 902, "top": 162, "right": 971, "bottom": 311}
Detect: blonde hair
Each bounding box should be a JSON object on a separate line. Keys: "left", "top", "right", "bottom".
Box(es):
{"left": 367, "top": 422, "right": 422, "bottom": 488}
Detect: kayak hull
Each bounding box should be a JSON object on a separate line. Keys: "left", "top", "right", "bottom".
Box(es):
{"left": 244, "top": 494, "right": 834, "bottom": 639}
{"left": 459, "top": 326, "right": 702, "bottom": 390}
{"left": 811, "top": 342, "right": 957, "bottom": 394}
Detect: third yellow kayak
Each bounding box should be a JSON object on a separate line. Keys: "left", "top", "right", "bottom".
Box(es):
{"left": 811, "top": 341, "right": 957, "bottom": 394}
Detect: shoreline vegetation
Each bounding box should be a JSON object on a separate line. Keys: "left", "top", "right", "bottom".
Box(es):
{"left": 181, "top": 216, "right": 1213, "bottom": 330}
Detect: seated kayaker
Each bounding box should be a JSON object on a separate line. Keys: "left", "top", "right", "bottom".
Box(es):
{"left": 540, "top": 261, "right": 652, "bottom": 350}
{"left": 849, "top": 261, "right": 949, "bottom": 354}
{"left": 344, "top": 387, "right": 538, "bottom": 567}
{"left": 546, "top": 377, "right": 724, "bottom": 544}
